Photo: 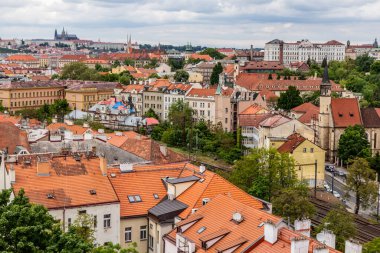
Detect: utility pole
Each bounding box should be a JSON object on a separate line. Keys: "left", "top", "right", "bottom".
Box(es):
{"left": 377, "top": 173, "right": 380, "bottom": 221}
{"left": 331, "top": 171, "right": 335, "bottom": 192}
{"left": 314, "top": 160, "right": 317, "bottom": 198}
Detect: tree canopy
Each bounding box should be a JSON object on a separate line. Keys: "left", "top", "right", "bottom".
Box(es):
{"left": 229, "top": 148, "right": 297, "bottom": 201}
{"left": 60, "top": 62, "right": 100, "bottom": 81}
{"left": 277, "top": 86, "right": 303, "bottom": 111}
{"left": 272, "top": 184, "right": 316, "bottom": 223}
{"left": 173, "top": 70, "right": 189, "bottom": 82}
{"left": 199, "top": 48, "right": 226, "bottom": 60}
{"left": 210, "top": 62, "right": 223, "bottom": 85}
{"left": 346, "top": 158, "right": 377, "bottom": 214}
{"left": 364, "top": 237, "right": 380, "bottom": 253}
{"left": 338, "top": 125, "right": 371, "bottom": 164}
{"left": 316, "top": 205, "right": 356, "bottom": 251}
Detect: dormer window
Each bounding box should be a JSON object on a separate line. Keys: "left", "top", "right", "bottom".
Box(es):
{"left": 202, "top": 198, "right": 210, "bottom": 205}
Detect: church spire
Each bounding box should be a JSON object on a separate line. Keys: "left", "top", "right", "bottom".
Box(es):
{"left": 320, "top": 57, "right": 331, "bottom": 96}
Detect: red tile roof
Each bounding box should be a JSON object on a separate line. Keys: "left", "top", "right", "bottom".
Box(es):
{"left": 239, "top": 114, "right": 272, "bottom": 127}
{"left": 11, "top": 156, "right": 119, "bottom": 209}
{"left": 47, "top": 123, "right": 91, "bottom": 135}
{"left": 239, "top": 104, "right": 268, "bottom": 115}
{"left": 291, "top": 103, "right": 319, "bottom": 124}
{"left": 186, "top": 88, "right": 216, "bottom": 98}
{"left": 190, "top": 54, "right": 213, "bottom": 61}
{"left": 277, "top": 133, "right": 307, "bottom": 153}
{"left": 241, "top": 61, "right": 284, "bottom": 71}
{"left": 122, "top": 84, "right": 144, "bottom": 93}
{"left": 331, "top": 98, "right": 362, "bottom": 127}
{"left": 0, "top": 122, "right": 30, "bottom": 154}
{"left": 5, "top": 54, "right": 38, "bottom": 62}
{"left": 166, "top": 194, "right": 280, "bottom": 253}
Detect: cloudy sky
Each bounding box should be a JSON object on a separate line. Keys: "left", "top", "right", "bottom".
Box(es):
{"left": 0, "top": 0, "right": 379, "bottom": 48}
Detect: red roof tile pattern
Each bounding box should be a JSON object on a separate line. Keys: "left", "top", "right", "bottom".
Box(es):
{"left": 239, "top": 114, "right": 273, "bottom": 127}
{"left": 331, "top": 98, "right": 362, "bottom": 127}
{"left": 190, "top": 54, "right": 213, "bottom": 61}
{"left": 0, "top": 122, "right": 30, "bottom": 154}
{"left": 239, "top": 104, "right": 268, "bottom": 115}
{"left": 167, "top": 194, "right": 280, "bottom": 253}
{"left": 360, "top": 108, "right": 380, "bottom": 128}
{"left": 186, "top": 88, "right": 216, "bottom": 98}
{"left": 241, "top": 61, "right": 284, "bottom": 71}
{"left": 277, "top": 133, "right": 307, "bottom": 153}
{"left": 291, "top": 103, "right": 319, "bottom": 124}
{"left": 12, "top": 156, "right": 119, "bottom": 209}
{"left": 47, "top": 123, "right": 91, "bottom": 135}
{"left": 5, "top": 54, "right": 38, "bottom": 62}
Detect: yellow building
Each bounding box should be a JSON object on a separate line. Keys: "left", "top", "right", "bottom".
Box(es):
{"left": 0, "top": 81, "right": 65, "bottom": 114}
{"left": 65, "top": 81, "right": 122, "bottom": 111}
{"left": 277, "top": 133, "right": 325, "bottom": 187}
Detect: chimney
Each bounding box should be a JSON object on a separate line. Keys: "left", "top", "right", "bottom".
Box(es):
{"left": 159, "top": 145, "right": 167, "bottom": 156}
{"left": 83, "top": 122, "right": 89, "bottom": 128}
{"left": 345, "top": 240, "right": 362, "bottom": 253}
{"left": 294, "top": 219, "right": 311, "bottom": 237}
{"left": 264, "top": 220, "right": 278, "bottom": 244}
{"left": 10, "top": 164, "right": 15, "bottom": 183}
{"left": 37, "top": 158, "right": 50, "bottom": 176}
{"left": 99, "top": 154, "right": 107, "bottom": 176}
{"left": 316, "top": 230, "right": 336, "bottom": 249}
{"left": 313, "top": 245, "right": 329, "bottom": 253}
{"left": 291, "top": 236, "right": 309, "bottom": 253}
{"left": 279, "top": 41, "right": 284, "bottom": 64}
{"left": 199, "top": 164, "right": 206, "bottom": 174}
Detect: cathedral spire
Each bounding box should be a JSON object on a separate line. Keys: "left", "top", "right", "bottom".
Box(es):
{"left": 320, "top": 57, "right": 331, "bottom": 96}
{"left": 322, "top": 62, "right": 330, "bottom": 84}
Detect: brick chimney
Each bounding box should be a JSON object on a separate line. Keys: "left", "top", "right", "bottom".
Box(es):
{"left": 291, "top": 236, "right": 309, "bottom": 253}
{"left": 345, "top": 240, "right": 362, "bottom": 253}
{"left": 294, "top": 219, "right": 311, "bottom": 237}
{"left": 264, "top": 220, "right": 278, "bottom": 244}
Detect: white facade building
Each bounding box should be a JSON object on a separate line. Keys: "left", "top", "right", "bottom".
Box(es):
{"left": 264, "top": 39, "right": 346, "bottom": 66}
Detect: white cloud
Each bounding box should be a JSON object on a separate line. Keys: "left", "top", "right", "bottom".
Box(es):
{"left": 0, "top": 0, "right": 378, "bottom": 48}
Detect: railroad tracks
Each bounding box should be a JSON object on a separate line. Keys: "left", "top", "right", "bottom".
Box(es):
{"left": 310, "top": 197, "right": 380, "bottom": 243}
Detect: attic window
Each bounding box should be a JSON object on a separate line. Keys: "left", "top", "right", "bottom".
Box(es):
{"left": 338, "top": 113, "right": 343, "bottom": 117}
{"left": 349, "top": 112, "right": 354, "bottom": 117}
{"left": 153, "top": 193, "right": 159, "bottom": 199}
{"left": 202, "top": 198, "right": 210, "bottom": 205}
{"left": 128, "top": 195, "right": 142, "bottom": 203}
{"left": 89, "top": 189, "right": 97, "bottom": 195}
{"left": 197, "top": 226, "right": 206, "bottom": 234}
{"left": 46, "top": 193, "right": 55, "bottom": 199}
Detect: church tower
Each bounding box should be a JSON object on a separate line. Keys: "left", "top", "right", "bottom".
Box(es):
{"left": 318, "top": 58, "right": 332, "bottom": 153}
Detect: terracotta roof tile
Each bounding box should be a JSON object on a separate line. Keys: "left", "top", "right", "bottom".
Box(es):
{"left": 186, "top": 88, "right": 216, "bottom": 98}
{"left": 47, "top": 123, "right": 91, "bottom": 135}
{"left": 11, "top": 156, "right": 119, "bottom": 209}
{"left": 239, "top": 104, "right": 268, "bottom": 115}
{"left": 331, "top": 98, "right": 362, "bottom": 127}
{"left": 0, "top": 122, "right": 30, "bottom": 154}
{"left": 277, "top": 133, "right": 306, "bottom": 153}
{"left": 361, "top": 108, "right": 380, "bottom": 128}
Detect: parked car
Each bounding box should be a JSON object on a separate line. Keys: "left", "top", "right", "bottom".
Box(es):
{"left": 333, "top": 191, "right": 341, "bottom": 198}
{"left": 325, "top": 165, "right": 335, "bottom": 172}
{"left": 324, "top": 184, "right": 330, "bottom": 191}
{"left": 338, "top": 171, "right": 345, "bottom": 177}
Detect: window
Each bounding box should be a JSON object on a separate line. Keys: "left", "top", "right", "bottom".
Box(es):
{"left": 125, "top": 227, "right": 132, "bottom": 242}
{"left": 78, "top": 210, "right": 87, "bottom": 215}
{"left": 310, "top": 148, "right": 314, "bottom": 153}
{"left": 94, "top": 215, "right": 97, "bottom": 228}
{"left": 303, "top": 148, "right": 307, "bottom": 153}
{"left": 68, "top": 218, "right": 72, "bottom": 227}
{"left": 128, "top": 195, "right": 142, "bottom": 203}
{"left": 153, "top": 193, "right": 159, "bottom": 199}
{"left": 103, "top": 214, "right": 111, "bottom": 228}
{"left": 202, "top": 198, "right": 210, "bottom": 205}
{"left": 140, "top": 226, "right": 147, "bottom": 240}
{"left": 149, "top": 235, "right": 154, "bottom": 249}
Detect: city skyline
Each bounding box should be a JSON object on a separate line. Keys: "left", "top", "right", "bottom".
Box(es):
{"left": 0, "top": 0, "right": 379, "bottom": 48}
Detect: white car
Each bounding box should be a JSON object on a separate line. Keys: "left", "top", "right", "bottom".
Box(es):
{"left": 324, "top": 184, "right": 330, "bottom": 191}
{"left": 333, "top": 191, "right": 341, "bottom": 198}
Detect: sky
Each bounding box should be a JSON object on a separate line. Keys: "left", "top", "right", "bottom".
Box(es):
{"left": 0, "top": 0, "right": 379, "bottom": 48}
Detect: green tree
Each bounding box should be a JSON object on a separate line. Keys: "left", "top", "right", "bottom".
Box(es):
{"left": 61, "top": 62, "right": 100, "bottom": 81}
{"left": 51, "top": 73, "right": 60, "bottom": 80}
{"left": 199, "top": 48, "right": 226, "bottom": 59}
{"left": 229, "top": 148, "right": 297, "bottom": 201}
{"left": 356, "top": 54, "right": 375, "bottom": 73}
{"left": 302, "top": 91, "right": 320, "bottom": 106}
{"left": 316, "top": 205, "right": 356, "bottom": 251}
{"left": 93, "top": 242, "right": 138, "bottom": 253}
{"left": 0, "top": 189, "right": 93, "bottom": 252}
{"left": 364, "top": 237, "right": 380, "bottom": 253}
{"left": 210, "top": 62, "right": 223, "bottom": 85}
{"left": 338, "top": 125, "right": 370, "bottom": 164}
{"left": 144, "top": 108, "right": 159, "bottom": 120}
{"left": 124, "top": 59, "right": 135, "bottom": 66}
{"left": 112, "top": 60, "right": 121, "bottom": 68}
{"left": 168, "top": 100, "right": 193, "bottom": 145}
{"left": 272, "top": 184, "right": 315, "bottom": 223}
{"left": 277, "top": 86, "right": 303, "bottom": 111}
{"left": 368, "top": 152, "right": 380, "bottom": 176}
{"left": 173, "top": 70, "right": 189, "bottom": 82}
{"left": 346, "top": 158, "right": 378, "bottom": 214}
{"left": 168, "top": 58, "right": 184, "bottom": 71}
{"left": 148, "top": 73, "right": 160, "bottom": 79}
{"left": 370, "top": 61, "right": 380, "bottom": 74}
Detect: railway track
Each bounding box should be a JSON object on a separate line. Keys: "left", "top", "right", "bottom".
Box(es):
{"left": 310, "top": 197, "right": 380, "bottom": 243}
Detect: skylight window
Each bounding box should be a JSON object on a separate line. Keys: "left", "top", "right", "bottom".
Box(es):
{"left": 197, "top": 226, "right": 206, "bottom": 234}
{"left": 128, "top": 195, "right": 142, "bottom": 203}
{"left": 153, "top": 193, "right": 159, "bottom": 199}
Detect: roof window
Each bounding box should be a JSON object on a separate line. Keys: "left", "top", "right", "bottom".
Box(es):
{"left": 128, "top": 195, "right": 142, "bottom": 203}
{"left": 89, "top": 189, "right": 97, "bottom": 195}
{"left": 47, "top": 193, "right": 55, "bottom": 199}
{"left": 197, "top": 226, "right": 206, "bottom": 234}
{"left": 153, "top": 193, "right": 159, "bottom": 199}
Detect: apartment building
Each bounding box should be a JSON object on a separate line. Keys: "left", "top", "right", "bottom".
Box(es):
{"left": 4, "top": 54, "right": 40, "bottom": 68}
{"left": 163, "top": 83, "right": 192, "bottom": 121}
{"left": 0, "top": 80, "right": 65, "bottom": 113}
{"left": 194, "top": 62, "right": 215, "bottom": 84}
{"left": 185, "top": 88, "right": 216, "bottom": 124}
{"left": 65, "top": 81, "right": 122, "bottom": 111}
{"left": 119, "top": 85, "right": 144, "bottom": 116}
{"left": 264, "top": 39, "right": 345, "bottom": 66}
{"left": 2, "top": 155, "right": 120, "bottom": 245}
